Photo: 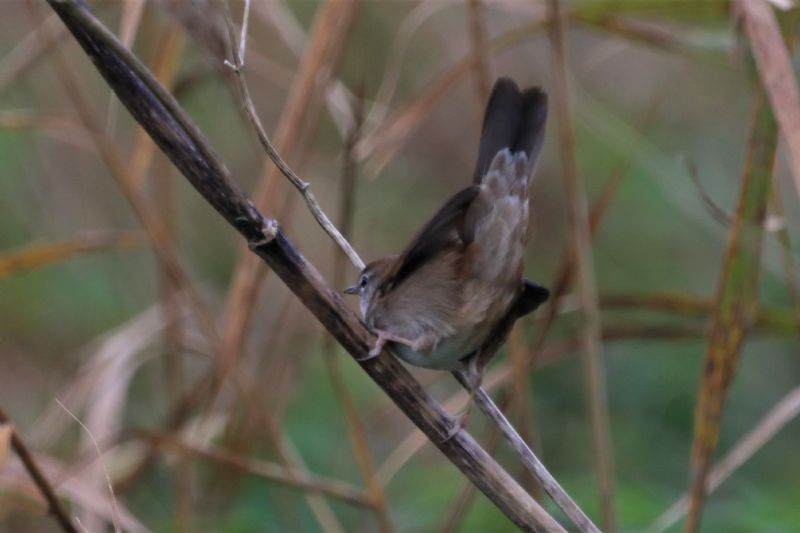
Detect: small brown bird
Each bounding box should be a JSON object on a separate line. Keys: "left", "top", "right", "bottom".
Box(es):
{"left": 345, "top": 78, "right": 549, "bottom": 419}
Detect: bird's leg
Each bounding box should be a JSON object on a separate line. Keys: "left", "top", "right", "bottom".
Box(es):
{"left": 440, "top": 357, "right": 484, "bottom": 443}
{"left": 357, "top": 329, "right": 418, "bottom": 361}
{"left": 458, "top": 356, "right": 483, "bottom": 427}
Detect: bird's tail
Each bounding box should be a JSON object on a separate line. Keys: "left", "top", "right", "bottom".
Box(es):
{"left": 472, "top": 78, "right": 548, "bottom": 185}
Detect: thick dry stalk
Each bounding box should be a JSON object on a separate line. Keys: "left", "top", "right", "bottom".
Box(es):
{"left": 0, "top": 406, "right": 76, "bottom": 533}
{"left": 547, "top": 1, "right": 617, "bottom": 530}
{"left": 685, "top": 79, "right": 777, "bottom": 533}
{"left": 47, "top": 1, "right": 569, "bottom": 530}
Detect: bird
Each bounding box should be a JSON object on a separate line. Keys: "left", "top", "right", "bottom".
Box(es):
{"left": 344, "top": 77, "right": 549, "bottom": 425}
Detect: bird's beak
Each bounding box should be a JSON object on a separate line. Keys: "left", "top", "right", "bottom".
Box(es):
{"left": 343, "top": 285, "right": 358, "bottom": 295}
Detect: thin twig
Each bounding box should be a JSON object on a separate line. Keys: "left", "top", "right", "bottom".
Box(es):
{"left": 0, "top": 405, "right": 76, "bottom": 533}
{"left": 142, "top": 431, "right": 375, "bottom": 509}
{"left": 222, "top": 5, "right": 364, "bottom": 271}
{"left": 217, "top": 0, "right": 360, "bottom": 406}
{"left": 454, "top": 373, "right": 600, "bottom": 533}
{"left": 685, "top": 158, "right": 732, "bottom": 226}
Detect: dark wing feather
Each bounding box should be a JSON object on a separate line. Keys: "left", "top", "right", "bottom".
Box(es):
{"left": 510, "top": 279, "right": 550, "bottom": 318}
{"left": 472, "top": 78, "right": 549, "bottom": 184}
{"left": 380, "top": 186, "right": 480, "bottom": 292}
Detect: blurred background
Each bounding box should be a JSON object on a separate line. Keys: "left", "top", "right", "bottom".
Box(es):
{"left": 1, "top": 0, "right": 799, "bottom": 531}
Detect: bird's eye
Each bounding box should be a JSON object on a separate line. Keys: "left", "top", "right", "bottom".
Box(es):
{"left": 360, "top": 275, "right": 368, "bottom": 288}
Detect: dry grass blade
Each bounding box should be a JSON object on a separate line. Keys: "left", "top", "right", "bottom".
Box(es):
{"left": 143, "top": 432, "right": 375, "bottom": 509}
{"left": 685, "top": 85, "right": 778, "bottom": 532}
{"left": 319, "top": 103, "right": 393, "bottom": 530}
{"left": 0, "top": 232, "right": 145, "bottom": 278}
{"left": 360, "top": 1, "right": 451, "bottom": 131}
{"left": 0, "top": 424, "right": 12, "bottom": 473}
{"left": 528, "top": 88, "right": 665, "bottom": 373}
{"left": 653, "top": 385, "right": 800, "bottom": 533}
{"left": 572, "top": 14, "right": 725, "bottom": 63}
{"left": 2, "top": 455, "right": 148, "bottom": 533}
{"left": 0, "top": 11, "right": 65, "bottom": 93}
{"left": 600, "top": 291, "right": 797, "bottom": 336}
{"left": 30, "top": 304, "right": 173, "bottom": 447}
{"left": 55, "top": 400, "right": 121, "bottom": 533}
{"left": 737, "top": 0, "right": 800, "bottom": 202}
{"left": 127, "top": 23, "right": 185, "bottom": 191}
{"left": 467, "top": 0, "right": 492, "bottom": 104}
{"left": 0, "top": 110, "right": 77, "bottom": 130}
{"left": 355, "top": 16, "right": 549, "bottom": 170}
{"left": 548, "top": 1, "right": 617, "bottom": 529}
{"left": 30, "top": 1, "right": 225, "bottom": 365}
{"left": 252, "top": 0, "right": 354, "bottom": 136}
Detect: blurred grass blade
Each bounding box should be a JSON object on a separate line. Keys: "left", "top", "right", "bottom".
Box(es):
{"left": 548, "top": 0, "right": 617, "bottom": 529}
{"left": 0, "top": 424, "right": 11, "bottom": 473}
{"left": 0, "top": 232, "right": 145, "bottom": 278}
{"left": 738, "top": 0, "right": 800, "bottom": 202}
{"left": 685, "top": 85, "right": 778, "bottom": 532}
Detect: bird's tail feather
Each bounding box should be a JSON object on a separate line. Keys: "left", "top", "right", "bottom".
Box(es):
{"left": 472, "top": 78, "right": 548, "bottom": 184}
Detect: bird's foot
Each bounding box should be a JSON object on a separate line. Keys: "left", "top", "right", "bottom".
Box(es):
{"left": 356, "top": 330, "right": 416, "bottom": 361}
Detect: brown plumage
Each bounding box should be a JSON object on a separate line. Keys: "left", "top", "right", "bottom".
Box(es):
{"left": 344, "top": 78, "right": 549, "bottom": 424}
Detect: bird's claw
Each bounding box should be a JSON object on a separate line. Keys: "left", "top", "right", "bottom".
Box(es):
{"left": 356, "top": 335, "right": 387, "bottom": 362}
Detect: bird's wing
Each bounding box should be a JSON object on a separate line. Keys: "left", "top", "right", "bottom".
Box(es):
{"left": 379, "top": 185, "right": 480, "bottom": 293}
